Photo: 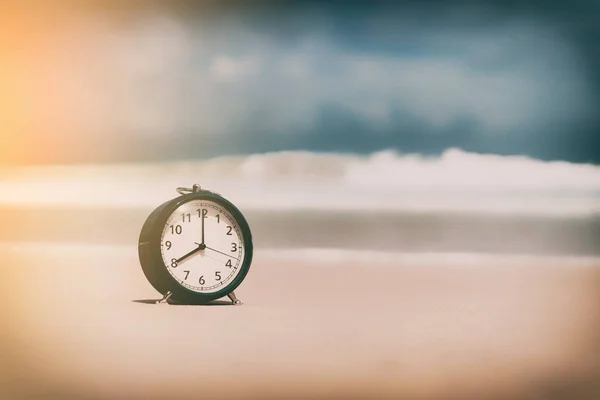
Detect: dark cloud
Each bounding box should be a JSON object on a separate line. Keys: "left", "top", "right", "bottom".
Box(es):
{"left": 191, "top": 0, "right": 600, "bottom": 163}
{"left": 2, "top": 0, "right": 599, "bottom": 165}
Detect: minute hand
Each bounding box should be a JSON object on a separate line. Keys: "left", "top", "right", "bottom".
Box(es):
{"left": 200, "top": 209, "right": 207, "bottom": 245}
{"left": 199, "top": 244, "right": 239, "bottom": 259}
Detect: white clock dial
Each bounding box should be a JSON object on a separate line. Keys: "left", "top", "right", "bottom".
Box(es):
{"left": 159, "top": 200, "right": 245, "bottom": 293}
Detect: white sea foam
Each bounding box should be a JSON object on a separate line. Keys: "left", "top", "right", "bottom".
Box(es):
{"left": 1, "top": 149, "right": 599, "bottom": 216}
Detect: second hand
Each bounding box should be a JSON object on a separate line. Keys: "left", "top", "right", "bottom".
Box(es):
{"left": 195, "top": 242, "right": 239, "bottom": 260}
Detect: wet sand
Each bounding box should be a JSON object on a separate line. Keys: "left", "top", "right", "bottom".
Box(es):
{"left": 1, "top": 205, "right": 599, "bottom": 256}
{"left": 2, "top": 243, "right": 600, "bottom": 399}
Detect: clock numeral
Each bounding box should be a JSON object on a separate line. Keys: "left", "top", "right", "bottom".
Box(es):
{"left": 170, "top": 225, "right": 182, "bottom": 235}
{"left": 197, "top": 208, "right": 208, "bottom": 219}
{"left": 182, "top": 213, "right": 191, "bottom": 223}
{"left": 171, "top": 258, "right": 178, "bottom": 268}
{"left": 199, "top": 276, "right": 205, "bottom": 285}
{"left": 215, "top": 271, "right": 221, "bottom": 281}
{"left": 184, "top": 270, "right": 190, "bottom": 280}
{"left": 165, "top": 241, "right": 171, "bottom": 250}
{"left": 231, "top": 243, "right": 238, "bottom": 252}
{"left": 226, "top": 226, "right": 232, "bottom": 235}
{"left": 216, "top": 214, "right": 220, "bottom": 223}
{"left": 226, "top": 259, "right": 232, "bottom": 268}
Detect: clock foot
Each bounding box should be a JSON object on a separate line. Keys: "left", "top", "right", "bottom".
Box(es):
{"left": 227, "top": 291, "right": 242, "bottom": 305}
{"left": 156, "top": 291, "right": 173, "bottom": 304}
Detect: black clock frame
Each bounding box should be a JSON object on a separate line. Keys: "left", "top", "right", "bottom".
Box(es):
{"left": 138, "top": 190, "right": 253, "bottom": 304}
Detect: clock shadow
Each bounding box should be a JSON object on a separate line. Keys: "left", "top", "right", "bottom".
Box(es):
{"left": 132, "top": 299, "right": 234, "bottom": 306}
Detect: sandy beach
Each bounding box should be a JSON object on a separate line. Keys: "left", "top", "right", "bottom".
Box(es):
{"left": 2, "top": 241, "right": 599, "bottom": 399}
{"left": 1, "top": 162, "right": 599, "bottom": 400}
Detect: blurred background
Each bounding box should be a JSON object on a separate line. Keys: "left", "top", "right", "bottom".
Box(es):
{"left": 1, "top": 0, "right": 599, "bottom": 253}
{"left": 1, "top": 1, "right": 600, "bottom": 399}
{"left": 1, "top": 0, "right": 600, "bottom": 165}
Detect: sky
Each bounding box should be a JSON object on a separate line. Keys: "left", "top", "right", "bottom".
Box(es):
{"left": 1, "top": 0, "right": 599, "bottom": 165}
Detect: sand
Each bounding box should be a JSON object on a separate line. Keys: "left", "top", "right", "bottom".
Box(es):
{"left": 1, "top": 243, "right": 599, "bottom": 400}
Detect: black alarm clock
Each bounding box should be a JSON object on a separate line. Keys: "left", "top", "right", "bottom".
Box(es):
{"left": 138, "top": 184, "right": 253, "bottom": 305}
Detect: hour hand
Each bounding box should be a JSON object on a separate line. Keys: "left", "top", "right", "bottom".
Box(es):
{"left": 175, "top": 243, "right": 205, "bottom": 264}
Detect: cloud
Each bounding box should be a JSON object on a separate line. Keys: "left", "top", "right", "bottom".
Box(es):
{"left": 71, "top": 12, "right": 593, "bottom": 131}
{"left": 209, "top": 56, "right": 261, "bottom": 81}
{"left": 2, "top": 3, "right": 597, "bottom": 164}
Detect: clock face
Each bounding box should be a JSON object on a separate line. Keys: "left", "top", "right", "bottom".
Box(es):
{"left": 159, "top": 199, "right": 245, "bottom": 293}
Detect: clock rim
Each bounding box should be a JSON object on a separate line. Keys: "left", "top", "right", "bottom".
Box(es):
{"left": 138, "top": 191, "right": 254, "bottom": 304}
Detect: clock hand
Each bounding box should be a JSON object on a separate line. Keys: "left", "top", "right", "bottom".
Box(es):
{"left": 200, "top": 208, "right": 208, "bottom": 245}
{"left": 175, "top": 242, "right": 206, "bottom": 264}
{"left": 199, "top": 244, "right": 239, "bottom": 260}
{"left": 201, "top": 212, "right": 205, "bottom": 245}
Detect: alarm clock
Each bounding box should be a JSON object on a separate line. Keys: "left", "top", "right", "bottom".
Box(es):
{"left": 138, "top": 184, "right": 253, "bottom": 305}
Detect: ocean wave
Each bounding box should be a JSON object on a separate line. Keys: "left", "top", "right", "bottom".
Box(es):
{"left": 1, "top": 149, "right": 599, "bottom": 215}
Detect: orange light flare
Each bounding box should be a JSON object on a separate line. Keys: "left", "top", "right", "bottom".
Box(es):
{"left": 0, "top": 2, "right": 128, "bottom": 166}
{"left": 1, "top": 5, "right": 60, "bottom": 164}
